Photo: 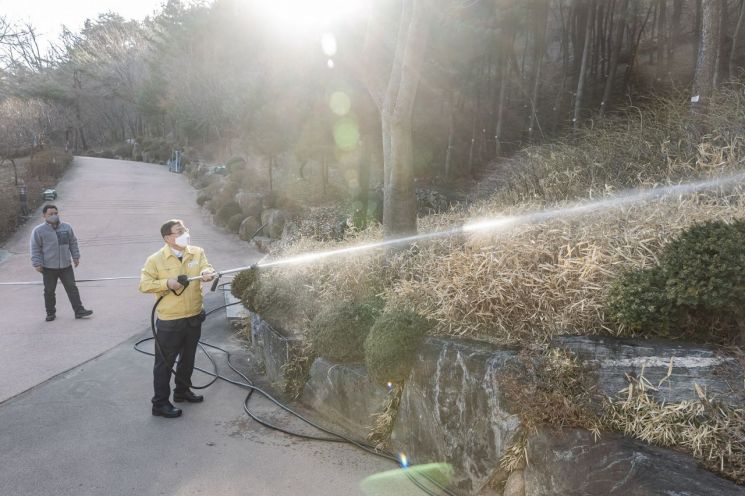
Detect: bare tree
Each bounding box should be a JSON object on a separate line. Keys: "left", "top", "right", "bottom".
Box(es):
{"left": 364, "top": 0, "right": 432, "bottom": 238}
{"left": 731, "top": 0, "right": 745, "bottom": 81}
{"left": 573, "top": 1, "right": 593, "bottom": 130}
{"left": 691, "top": 0, "right": 721, "bottom": 115}
{"left": 600, "top": 0, "right": 629, "bottom": 117}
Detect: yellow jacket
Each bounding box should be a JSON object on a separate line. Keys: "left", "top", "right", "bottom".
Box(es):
{"left": 139, "top": 244, "right": 214, "bottom": 320}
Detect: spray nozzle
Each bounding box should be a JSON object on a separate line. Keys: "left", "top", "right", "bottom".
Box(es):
{"left": 176, "top": 275, "right": 190, "bottom": 289}
{"left": 210, "top": 272, "right": 222, "bottom": 292}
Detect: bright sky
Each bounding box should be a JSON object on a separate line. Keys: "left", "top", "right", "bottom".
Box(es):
{"left": 0, "top": 0, "right": 163, "bottom": 41}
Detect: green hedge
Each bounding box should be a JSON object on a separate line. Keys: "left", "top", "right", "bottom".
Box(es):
{"left": 364, "top": 310, "right": 430, "bottom": 385}
{"left": 308, "top": 300, "right": 379, "bottom": 363}
{"left": 607, "top": 220, "right": 745, "bottom": 342}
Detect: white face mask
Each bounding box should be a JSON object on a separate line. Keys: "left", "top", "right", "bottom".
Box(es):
{"left": 174, "top": 232, "right": 190, "bottom": 247}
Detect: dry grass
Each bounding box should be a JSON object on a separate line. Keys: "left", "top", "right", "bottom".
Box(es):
{"left": 498, "top": 347, "right": 602, "bottom": 471}
{"left": 280, "top": 340, "right": 316, "bottom": 400}
{"left": 499, "top": 348, "right": 603, "bottom": 473}
{"left": 257, "top": 83, "right": 745, "bottom": 347}
{"left": 367, "top": 382, "right": 403, "bottom": 450}
{"left": 391, "top": 191, "right": 745, "bottom": 344}
{"left": 604, "top": 370, "right": 745, "bottom": 484}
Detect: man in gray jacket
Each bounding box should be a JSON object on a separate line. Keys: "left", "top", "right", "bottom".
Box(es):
{"left": 30, "top": 204, "right": 93, "bottom": 321}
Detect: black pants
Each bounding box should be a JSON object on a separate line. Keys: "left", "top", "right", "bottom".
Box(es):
{"left": 152, "top": 314, "right": 203, "bottom": 406}
{"left": 42, "top": 266, "right": 83, "bottom": 316}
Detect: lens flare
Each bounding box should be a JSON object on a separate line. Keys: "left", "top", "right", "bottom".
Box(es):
{"left": 329, "top": 91, "right": 351, "bottom": 115}
{"left": 321, "top": 32, "right": 337, "bottom": 56}
{"left": 399, "top": 453, "right": 408, "bottom": 468}
{"left": 333, "top": 117, "right": 360, "bottom": 150}
{"left": 360, "top": 462, "right": 454, "bottom": 496}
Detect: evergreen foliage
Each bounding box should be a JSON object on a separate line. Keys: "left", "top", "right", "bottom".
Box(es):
{"left": 215, "top": 201, "right": 241, "bottom": 226}
{"left": 364, "top": 310, "right": 430, "bottom": 385}
{"left": 308, "top": 300, "right": 380, "bottom": 363}
{"left": 607, "top": 220, "right": 745, "bottom": 342}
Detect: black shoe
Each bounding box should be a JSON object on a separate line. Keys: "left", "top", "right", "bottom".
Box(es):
{"left": 45, "top": 314, "right": 56, "bottom": 322}
{"left": 152, "top": 404, "right": 182, "bottom": 418}
{"left": 173, "top": 390, "right": 204, "bottom": 403}
{"left": 75, "top": 308, "right": 93, "bottom": 319}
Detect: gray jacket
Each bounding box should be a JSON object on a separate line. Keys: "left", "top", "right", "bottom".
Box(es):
{"left": 30, "top": 222, "right": 80, "bottom": 269}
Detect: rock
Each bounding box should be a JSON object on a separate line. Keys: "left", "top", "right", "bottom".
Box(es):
{"left": 391, "top": 338, "right": 521, "bottom": 493}
{"left": 281, "top": 221, "right": 300, "bottom": 243}
{"left": 235, "top": 191, "right": 263, "bottom": 218}
{"left": 250, "top": 313, "right": 302, "bottom": 387}
{"left": 252, "top": 236, "right": 274, "bottom": 253}
{"left": 524, "top": 427, "right": 745, "bottom": 495}
{"left": 239, "top": 216, "right": 262, "bottom": 241}
{"left": 553, "top": 336, "right": 745, "bottom": 407}
{"left": 416, "top": 186, "right": 450, "bottom": 215}
{"left": 302, "top": 357, "right": 389, "bottom": 438}
{"left": 260, "top": 209, "right": 286, "bottom": 239}
{"left": 503, "top": 470, "right": 525, "bottom": 496}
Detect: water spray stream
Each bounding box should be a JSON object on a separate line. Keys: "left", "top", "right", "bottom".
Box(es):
{"left": 228, "top": 170, "right": 745, "bottom": 274}
{"left": 2, "top": 171, "right": 744, "bottom": 287}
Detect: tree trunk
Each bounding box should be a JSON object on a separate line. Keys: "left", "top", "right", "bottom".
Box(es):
{"left": 624, "top": 2, "right": 654, "bottom": 91}
{"left": 601, "top": 0, "right": 629, "bottom": 117}
{"left": 573, "top": 2, "right": 593, "bottom": 130}
{"left": 381, "top": 0, "right": 430, "bottom": 239}
{"left": 668, "top": 0, "right": 683, "bottom": 73}
{"left": 655, "top": 0, "right": 667, "bottom": 83}
{"left": 467, "top": 111, "right": 476, "bottom": 175}
{"left": 444, "top": 93, "right": 455, "bottom": 177}
{"left": 528, "top": 0, "right": 549, "bottom": 142}
{"left": 691, "top": 0, "right": 721, "bottom": 115}
{"left": 268, "top": 156, "right": 273, "bottom": 191}
{"left": 693, "top": 0, "right": 703, "bottom": 70}
{"left": 731, "top": 0, "right": 745, "bottom": 81}
{"left": 355, "top": 137, "right": 371, "bottom": 229}
{"left": 714, "top": 0, "right": 727, "bottom": 87}
{"left": 495, "top": 23, "right": 514, "bottom": 155}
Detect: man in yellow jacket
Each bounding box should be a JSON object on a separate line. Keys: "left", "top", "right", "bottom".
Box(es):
{"left": 139, "top": 219, "right": 216, "bottom": 418}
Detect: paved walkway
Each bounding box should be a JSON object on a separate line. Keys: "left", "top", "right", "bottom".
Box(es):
{"left": 0, "top": 157, "right": 396, "bottom": 495}
{"left": 0, "top": 157, "right": 255, "bottom": 402}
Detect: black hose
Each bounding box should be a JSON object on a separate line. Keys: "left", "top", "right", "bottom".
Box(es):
{"left": 137, "top": 294, "right": 458, "bottom": 496}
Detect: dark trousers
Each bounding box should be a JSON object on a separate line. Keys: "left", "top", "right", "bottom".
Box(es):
{"left": 152, "top": 315, "right": 202, "bottom": 406}
{"left": 42, "top": 266, "right": 83, "bottom": 315}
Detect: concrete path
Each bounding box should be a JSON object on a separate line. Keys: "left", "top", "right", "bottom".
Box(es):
{"left": 0, "top": 157, "right": 399, "bottom": 495}
{"left": 0, "top": 156, "right": 255, "bottom": 402}
{"left": 0, "top": 292, "right": 396, "bottom": 495}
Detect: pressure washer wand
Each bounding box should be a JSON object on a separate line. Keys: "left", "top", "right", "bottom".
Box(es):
{"left": 189, "top": 222, "right": 268, "bottom": 291}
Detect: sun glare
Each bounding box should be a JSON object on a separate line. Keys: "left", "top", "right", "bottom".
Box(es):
{"left": 255, "top": 0, "right": 367, "bottom": 29}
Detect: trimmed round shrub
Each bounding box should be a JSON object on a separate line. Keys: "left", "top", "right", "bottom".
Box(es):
{"left": 251, "top": 276, "right": 311, "bottom": 331}
{"left": 216, "top": 201, "right": 242, "bottom": 226}
{"left": 606, "top": 220, "right": 745, "bottom": 342}
{"left": 661, "top": 220, "right": 745, "bottom": 311}
{"left": 308, "top": 300, "right": 379, "bottom": 363}
{"left": 237, "top": 272, "right": 263, "bottom": 321}
{"left": 364, "top": 310, "right": 430, "bottom": 385}
{"left": 606, "top": 267, "right": 675, "bottom": 335}
{"left": 227, "top": 213, "right": 244, "bottom": 233}
{"left": 226, "top": 155, "right": 247, "bottom": 173}
{"left": 232, "top": 267, "right": 259, "bottom": 300}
